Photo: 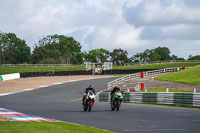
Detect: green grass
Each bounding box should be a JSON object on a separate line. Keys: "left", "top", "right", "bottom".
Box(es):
{"left": 147, "top": 88, "right": 192, "bottom": 93}
{"left": 71, "top": 98, "right": 82, "bottom": 102}
{"left": 0, "top": 122, "right": 115, "bottom": 133}
{"left": 0, "top": 66, "right": 85, "bottom": 75}
{"left": 1, "top": 62, "right": 200, "bottom": 75}
{"left": 156, "top": 65, "right": 200, "bottom": 85}
{"left": 114, "top": 62, "right": 200, "bottom": 70}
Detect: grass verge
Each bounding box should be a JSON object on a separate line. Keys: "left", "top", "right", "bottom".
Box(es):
{"left": 114, "top": 62, "right": 200, "bottom": 70}
{"left": 71, "top": 98, "right": 82, "bottom": 102}
{"left": 0, "top": 121, "right": 115, "bottom": 133}
{"left": 0, "top": 66, "right": 85, "bottom": 75}
{"left": 156, "top": 65, "right": 200, "bottom": 85}
{"left": 1, "top": 62, "right": 200, "bottom": 75}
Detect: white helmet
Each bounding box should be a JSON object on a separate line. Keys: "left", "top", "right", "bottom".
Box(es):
{"left": 89, "top": 84, "right": 93, "bottom": 88}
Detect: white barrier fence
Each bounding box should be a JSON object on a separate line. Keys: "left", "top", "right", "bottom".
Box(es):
{"left": 1, "top": 73, "right": 20, "bottom": 81}
{"left": 98, "top": 91, "right": 200, "bottom": 107}
{"left": 107, "top": 67, "right": 183, "bottom": 90}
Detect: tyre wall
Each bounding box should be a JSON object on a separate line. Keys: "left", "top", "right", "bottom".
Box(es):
{"left": 20, "top": 70, "right": 93, "bottom": 78}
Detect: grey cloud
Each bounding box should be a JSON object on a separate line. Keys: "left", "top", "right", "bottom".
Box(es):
{"left": 140, "top": 24, "right": 200, "bottom": 40}
{"left": 122, "top": 0, "right": 200, "bottom": 40}
{"left": 67, "top": 26, "right": 96, "bottom": 50}
{"left": 122, "top": 1, "right": 146, "bottom": 27}
{"left": 161, "top": 24, "right": 200, "bottom": 40}
{"left": 0, "top": 0, "right": 199, "bottom": 59}
{"left": 139, "top": 26, "right": 162, "bottom": 40}
{"left": 160, "top": 0, "right": 173, "bottom": 7}
{"left": 183, "top": 0, "right": 200, "bottom": 7}
{"left": 122, "top": 0, "right": 200, "bottom": 27}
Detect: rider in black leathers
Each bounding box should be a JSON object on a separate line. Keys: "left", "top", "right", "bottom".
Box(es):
{"left": 82, "top": 84, "right": 96, "bottom": 105}
{"left": 110, "top": 85, "right": 123, "bottom": 102}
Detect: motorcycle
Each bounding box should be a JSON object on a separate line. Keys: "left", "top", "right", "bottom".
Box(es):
{"left": 111, "top": 91, "right": 123, "bottom": 111}
{"left": 83, "top": 90, "right": 95, "bottom": 112}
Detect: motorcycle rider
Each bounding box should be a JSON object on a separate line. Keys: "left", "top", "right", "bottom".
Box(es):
{"left": 82, "top": 84, "right": 96, "bottom": 105}
{"left": 110, "top": 85, "right": 123, "bottom": 102}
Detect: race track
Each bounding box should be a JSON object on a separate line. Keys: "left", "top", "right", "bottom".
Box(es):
{"left": 0, "top": 77, "right": 200, "bottom": 133}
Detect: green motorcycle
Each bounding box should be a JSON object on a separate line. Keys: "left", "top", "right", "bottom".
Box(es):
{"left": 111, "top": 91, "right": 123, "bottom": 111}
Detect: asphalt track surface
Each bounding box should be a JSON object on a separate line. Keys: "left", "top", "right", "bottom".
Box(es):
{"left": 0, "top": 77, "right": 200, "bottom": 133}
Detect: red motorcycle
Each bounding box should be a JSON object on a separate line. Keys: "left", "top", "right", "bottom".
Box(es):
{"left": 83, "top": 90, "right": 95, "bottom": 112}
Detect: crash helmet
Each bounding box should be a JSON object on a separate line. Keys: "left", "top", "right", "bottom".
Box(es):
{"left": 114, "top": 85, "right": 119, "bottom": 89}
{"left": 89, "top": 84, "right": 93, "bottom": 88}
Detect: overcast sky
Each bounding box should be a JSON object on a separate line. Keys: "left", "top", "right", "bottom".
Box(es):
{"left": 0, "top": 0, "right": 200, "bottom": 59}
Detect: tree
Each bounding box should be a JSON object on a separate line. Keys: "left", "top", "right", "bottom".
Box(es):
{"left": 149, "top": 50, "right": 161, "bottom": 61}
{"left": 97, "top": 48, "right": 110, "bottom": 63}
{"left": 131, "top": 47, "right": 172, "bottom": 63}
{"left": 188, "top": 55, "right": 200, "bottom": 60}
{"left": 86, "top": 49, "right": 99, "bottom": 62}
{"left": 154, "top": 47, "right": 171, "bottom": 61}
{"left": 0, "top": 32, "right": 30, "bottom": 64}
{"left": 31, "top": 35, "right": 83, "bottom": 64}
{"left": 83, "top": 48, "right": 110, "bottom": 63}
{"left": 130, "top": 49, "right": 161, "bottom": 63}
{"left": 0, "top": 31, "right": 4, "bottom": 64}
{"left": 171, "top": 55, "right": 185, "bottom": 61}
{"left": 110, "top": 48, "right": 129, "bottom": 65}
{"left": 131, "top": 51, "right": 149, "bottom": 63}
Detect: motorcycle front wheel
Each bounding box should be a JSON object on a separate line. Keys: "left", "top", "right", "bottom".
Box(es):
{"left": 116, "top": 100, "right": 120, "bottom": 111}
{"left": 83, "top": 103, "right": 88, "bottom": 111}
{"left": 88, "top": 102, "right": 92, "bottom": 112}
{"left": 111, "top": 100, "right": 115, "bottom": 111}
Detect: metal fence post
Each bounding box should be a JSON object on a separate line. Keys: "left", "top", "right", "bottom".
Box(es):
{"left": 108, "top": 92, "right": 111, "bottom": 102}
{"left": 193, "top": 88, "right": 196, "bottom": 93}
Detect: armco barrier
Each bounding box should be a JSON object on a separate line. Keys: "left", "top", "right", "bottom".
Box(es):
{"left": 193, "top": 94, "right": 200, "bottom": 107}
{"left": 98, "top": 91, "right": 110, "bottom": 102}
{"left": 1, "top": 73, "right": 20, "bottom": 81}
{"left": 174, "top": 93, "right": 193, "bottom": 106}
{"left": 98, "top": 91, "right": 200, "bottom": 107}
{"left": 157, "top": 93, "right": 174, "bottom": 105}
{"left": 142, "top": 93, "right": 157, "bottom": 104}
{"left": 130, "top": 93, "right": 143, "bottom": 103}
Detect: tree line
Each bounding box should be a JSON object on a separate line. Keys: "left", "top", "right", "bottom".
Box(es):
{"left": 0, "top": 31, "right": 199, "bottom": 65}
